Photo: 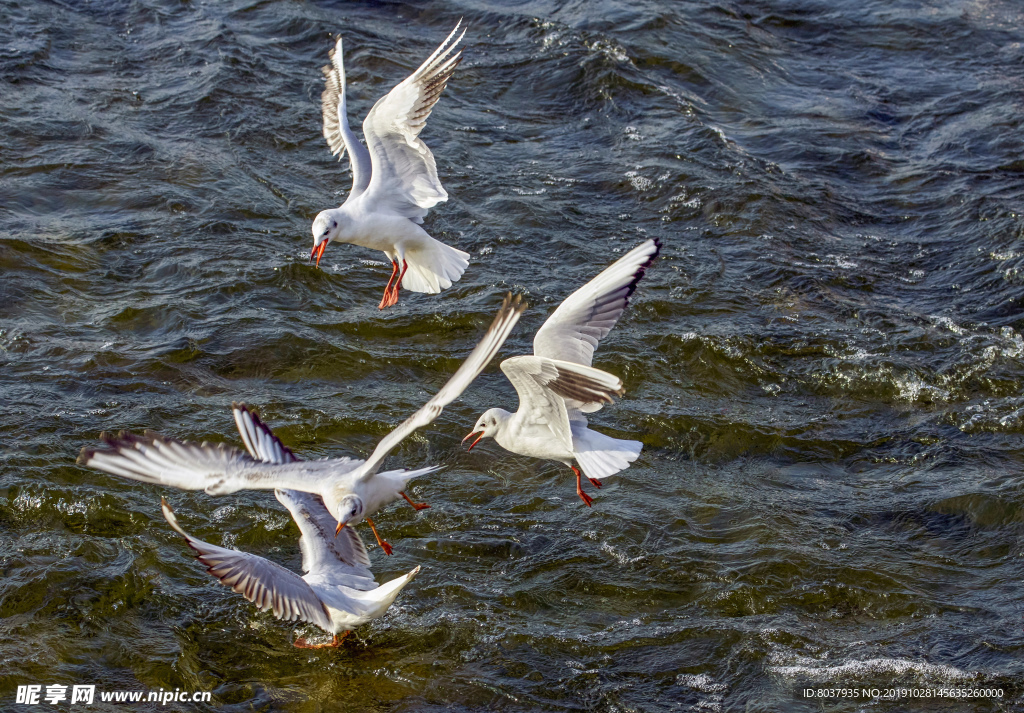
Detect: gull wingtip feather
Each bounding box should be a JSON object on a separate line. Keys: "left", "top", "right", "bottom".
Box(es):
{"left": 160, "top": 497, "right": 189, "bottom": 540}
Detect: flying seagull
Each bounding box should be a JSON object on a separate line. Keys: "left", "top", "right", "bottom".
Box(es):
{"left": 311, "top": 22, "right": 470, "bottom": 309}
{"left": 464, "top": 241, "right": 659, "bottom": 506}
{"left": 79, "top": 294, "right": 526, "bottom": 551}
{"left": 162, "top": 492, "right": 418, "bottom": 649}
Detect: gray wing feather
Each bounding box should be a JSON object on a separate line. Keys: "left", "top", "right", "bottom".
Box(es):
{"left": 501, "top": 354, "right": 626, "bottom": 442}
{"left": 360, "top": 21, "right": 464, "bottom": 221}
{"left": 322, "top": 37, "right": 372, "bottom": 199}
{"left": 275, "top": 489, "right": 374, "bottom": 587}
{"left": 78, "top": 430, "right": 334, "bottom": 496}
{"left": 500, "top": 356, "right": 574, "bottom": 452}
{"left": 533, "top": 239, "right": 660, "bottom": 367}
{"left": 161, "top": 499, "right": 334, "bottom": 632}
{"left": 233, "top": 403, "right": 299, "bottom": 464}
{"left": 79, "top": 431, "right": 252, "bottom": 491}
{"left": 357, "top": 293, "right": 525, "bottom": 482}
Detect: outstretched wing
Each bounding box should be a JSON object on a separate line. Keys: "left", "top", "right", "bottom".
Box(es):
{"left": 274, "top": 489, "right": 375, "bottom": 588}
{"left": 233, "top": 403, "right": 300, "bottom": 465}
{"left": 233, "top": 403, "right": 359, "bottom": 470}
{"left": 357, "top": 292, "right": 526, "bottom": 482}
{"left": 161, "top": 498, "right": 334, "bottom": 632}
{"left": 78, "top": 430, "right": 334, "bottom": 496}
{"left": 322, "top": 37, "right": 373, "bottom": 200}
{"left": 533, "top": 239, "right": 661, "bottom": 367}
{"left": 231, "top": 407, "right": 371, "bottom": 581}
{"left": 359, "top": 21, "right": 464, "bottom": 222}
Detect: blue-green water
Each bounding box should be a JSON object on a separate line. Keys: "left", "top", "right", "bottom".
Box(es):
{"left": 2, "top": 0, "right": 1024, "bottom": 710}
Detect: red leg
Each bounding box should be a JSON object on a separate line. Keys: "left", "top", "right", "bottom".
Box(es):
{"left": 396, "top": 259, "right": 409, "bottom": 290}
{"left": 383, "top": 260, "right": 409, "bottom": 308}
{"left": 588, "top": 476, "right": 603, "bottom": 489}
{"left": 294, "top": 631, "right": 349, "bottom": 649}
{"left": 378, "top": 261, "right": 399, "bottom": 310}
{"left": 365, "top": 517, "right": 393, "bottom": 555}
{"left": 571, "top": 465, "right": 593, "bottom": 507}
{"left": 401, "top": 491, "right": 431, "bottom": 511}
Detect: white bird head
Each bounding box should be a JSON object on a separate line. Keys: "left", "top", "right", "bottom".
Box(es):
{"left": 331, "top": 492, "right": 365, "bottom": 536}
{"left": 310, "top": 211, "right": 340, "bottom": 268}
{"left": 463, "top": 408, "right": 510, "bottom": 450}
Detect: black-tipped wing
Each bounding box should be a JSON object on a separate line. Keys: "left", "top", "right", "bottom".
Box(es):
{"left": 161, "top": 499, "right": 334, "bottom": 632}
{"left": 533, "top": 239, "right": 660, "bottom": 367}
{"left": 233, "top": 403, "right": 300, "bottom": 465}
{"left": 360, "top": 21, "right": 465, "bottom": 221}
{"left": 232, "top": 403, "right": 358, "bottom": 471}
{"left": 357, "top": 293, "right": 526, "bottom": 482}
{"left": 321, "top": 37, "right": 372, "bottom": 199}
{"left": 79, "top": 430, "right": 336, "bottom": 496}
{"left": 79, "top": 431, "right": 254, "bottom": 491}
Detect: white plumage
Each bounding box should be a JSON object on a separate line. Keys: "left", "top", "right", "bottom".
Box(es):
{"left": 79, "top": 294, "right": 526, "bottom": 551}
{"left": 311, "top": 22, "right": 471, "bottom": 309}
{"left": 465, "top": 240, "right": 660, "bottom": 506}
{"left": 161, "top": 491, "right": 419, "bottom": 648}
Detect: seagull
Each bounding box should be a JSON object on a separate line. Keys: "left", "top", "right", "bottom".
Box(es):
{"left": 311, "top": 22, "right": 471, "bottom": 309}
{"left": 463, "top": 240, "right": 660, "bottom": 506}
{"left": 79, "top": 293, "right": 526, "bottom": 551}
{"left": 225, "top": 402, "right": 405, "bottom": 554}
{"left": 161, "top": 492, "right": 418, "bottom": 649}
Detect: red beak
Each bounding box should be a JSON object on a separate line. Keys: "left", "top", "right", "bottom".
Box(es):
{"left": 310, "top": 241, "right": 328, "bottom": 268}
{"left": 334, "top": 519, "right": 349, "bottom": 537}
{"left": 462, "top": 431, "right": 484, "bottom": 451}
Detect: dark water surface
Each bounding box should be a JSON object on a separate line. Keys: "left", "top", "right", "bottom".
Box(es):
{"left": 3, "top": 0, "right": 1024, "bottom": 710}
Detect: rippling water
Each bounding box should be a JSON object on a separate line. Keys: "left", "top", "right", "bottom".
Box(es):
{"left": 3, "top": 0, "right": 1024, "bottom": 710}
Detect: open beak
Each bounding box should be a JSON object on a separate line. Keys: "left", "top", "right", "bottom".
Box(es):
{"left": 334, "top": 518, "right": 349, "bottom": 537}
{"left": 310, "top": 241, "right": 328, "bottom": 268}
{"left": 462, "top": 431, "right": 484, "bottom": 451}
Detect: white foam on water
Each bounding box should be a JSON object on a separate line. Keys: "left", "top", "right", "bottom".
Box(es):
{"left": 625, "top": 170, "right": 653, "bottom": 192}
{"left": 989, "top": 250, "right": 1021, "bottom": 260}
{"left": 675, "top": 673, "right": 727, "bottom": 693}
{"left": 600, "top": 541, "right": 646, "bottom": 565}
{"left": 585, "top": 38, "right": 630, "bottom": 64}
{"left": 251, "top": 509, "right": 288, "bottom": 531}
{"left": 212, "top": 505, "right": 235, "bottom": 521}
{"left": 769, "top": 656, "right": 976, "bottom": 682}
{"left": 676, "top": 673, "right": 727, "bottom": 712}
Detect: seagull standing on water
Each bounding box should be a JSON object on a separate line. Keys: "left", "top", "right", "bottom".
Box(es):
{"left": 464, "top": 241, "right": 660, "bottom": 506}
{"left": 161, "top": 491, "right": 418, "bottom": 649}
{"left": 79, "top": 294, "right": 526, "bottom": 552}
{"left": 310, "top": 22, "right": 471, "bottom": 309}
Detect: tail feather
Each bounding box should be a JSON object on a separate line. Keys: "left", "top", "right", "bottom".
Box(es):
{"left": 373, "top": 566, "right": 420, "bottom": 603}
{"left": 401, "top": 237, "right": 469, "bottom": 294}
{"left": 572, "top": 425, "right": 642, "bottom": 481}
{"left": 345, "top": 565, "right": 421, "bottom": 618}
{"left": 374, "top": 465, "right": 443, "bottom": 494}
